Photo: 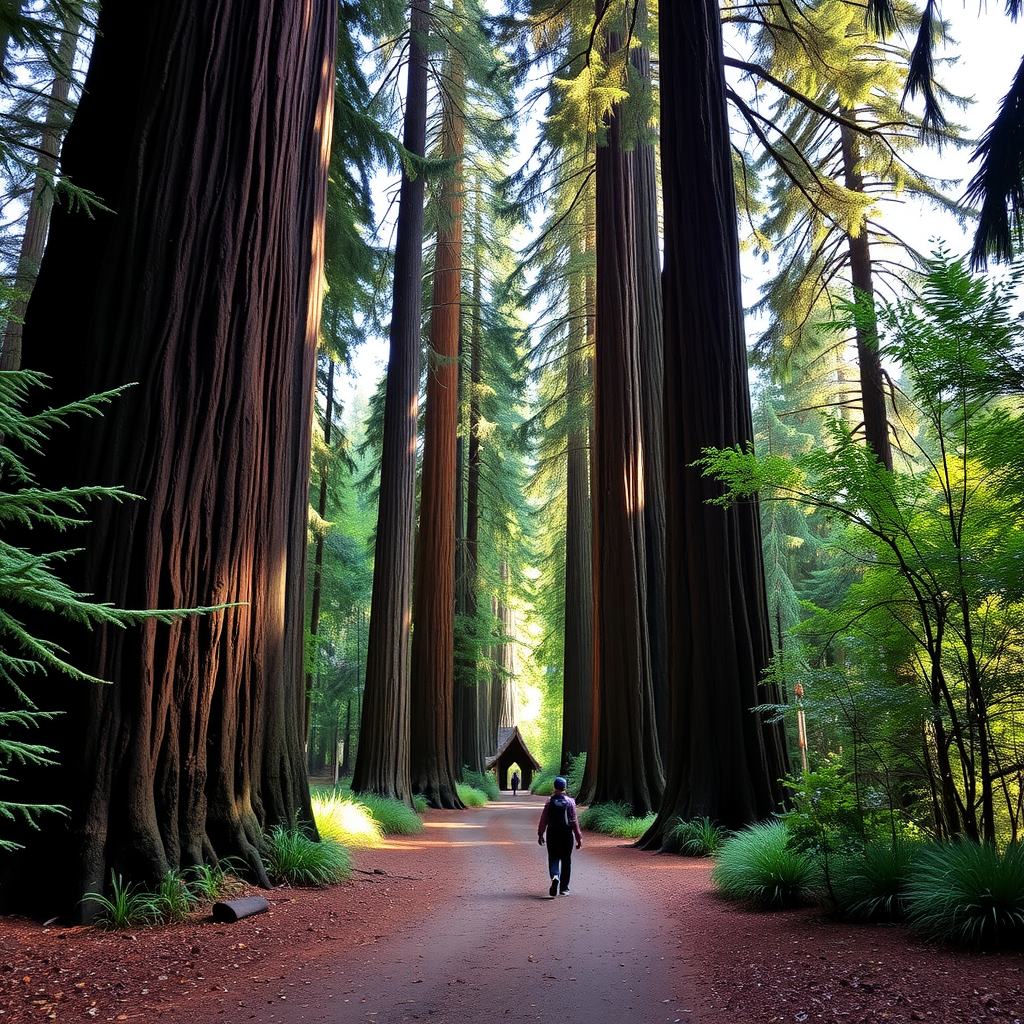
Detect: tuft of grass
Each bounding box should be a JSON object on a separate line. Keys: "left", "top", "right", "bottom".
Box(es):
{"left": 456, "top": 783, "right": 489, "bottom": 807}
{"left": 147, "top": 870, "right": 199, "bottom": 923}
{"left": 579, "top": 802, "right": 655, "bottom": 839}
{"left": 711, "top": 820, "right": 820, "bottom": 909}
{"left": 184, "top": 861, "right": 244, "bottom": 902}
{"left": 312, "top": 791, "right": 385, "bottom": 847}
{"left": 830, "top": 841, "right": 918, "bottom": 922}
{"left": 904, "top": 840, "right": 1024, "bottom": 948}
{"left": 349, "top": 792, "right": 425, "bottom": 835}
{"left": 83, "top": 872, "right": 159, "bottom": 929}
{"left": 462, "top": 768, "right": 500, "bottom": 801}
{"left": 665, "top": 815, "right": 728, "bottom": 857}
{"left": 412, "top": 794, "right": 429, "bottom": 815}
{"left": 265, "top": 827, "right": 351, "bottom": 886}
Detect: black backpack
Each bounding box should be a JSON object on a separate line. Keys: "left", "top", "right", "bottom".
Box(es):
{"left": 548, "top": 793, "right": 571, "bottom": 833}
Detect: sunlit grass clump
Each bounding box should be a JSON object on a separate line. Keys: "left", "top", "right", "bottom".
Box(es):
{"left": 711, "top": 820, "right": 819, "bottom": 909}
{"left": 456, "top": 784, "right": 489, "bottom": 807}
{"left": 312, "top": 791, "right": 384, "bottom": 847}
{"left": 348, "top": 791, "right": 425, "bottom": 834}
{"left": 462, "top": 768, "right": 500, "bottom": 800}
{"left": 579, "top": 802, "right": 655, "bottom": 839}
{"left": 904, "top": 840, "right": 1024, "bottom": 948}
{"left": 265, "top": 826, "right": 351, "bottom": 886}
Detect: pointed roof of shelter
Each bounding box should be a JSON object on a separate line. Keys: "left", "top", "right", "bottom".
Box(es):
{"left": 485, "top": 725, "right": 541, "bottom": 770}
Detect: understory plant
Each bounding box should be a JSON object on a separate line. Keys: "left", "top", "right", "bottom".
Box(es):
{"left": 264, "top": 826, "right": 351, "bottom": 886}
{"left": 904, "top": 841, "right": 1024, "bottom": 947}
{"left": 829, "top": 841, "right": 920, "bottom": 922}
{"left": 462, "top": 768, "right": 500, "bottom": 801}
{"left": 665, "top": 815, "right": 728, "bottom": 856}
{"left": 83, "top": 873, "right": 159, "bottom": 929}
{"left": 455, "top": 783, "right": 489, "bottom": 807}
{"left": 711, "top": 820, "right": 820, "bottom": 908}
{"left": 312, "top": 790, "right": 385, "bottom": 847}
{"left": 346, "top": 791, "right": 424, "bottom": 835}
{"left": 579, "top": 802, "right": 655, "bottom": 839}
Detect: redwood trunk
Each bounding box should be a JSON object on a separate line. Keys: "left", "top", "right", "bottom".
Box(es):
{"left": 585, "top": 25, "right": 663, "bottom": 815}
{"left": 646, "top": 0, "right": 788, "bottom": 843}
{"left": 409, "top": 49, "right": 465, "bottom": 808}
{"left": 15, "top": 0, "right": 334, "bottom": 914}
{"left": 352, "top": 0, "right": 430, "bottom": 803}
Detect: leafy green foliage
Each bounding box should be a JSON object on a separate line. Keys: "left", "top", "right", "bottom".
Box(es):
{"left": 578, "top": 802, "right": 654, "bottom": 839}
{"left": 462, "top": 768, "right": 500, "bottom": 801}
{"left": 665, "top": 816, "right": 728, "bottom": 857}
{"left": 148, "top": 870, "right": 200, "bottom": 924}
{"left": 711, "top": 821, "right": 820, "bottom": 909}
{"left": 905, "top": 841, "right": 1024, "bottom": 948}
{"left": 264, "top": 827, "right": 351, "bottom": 887}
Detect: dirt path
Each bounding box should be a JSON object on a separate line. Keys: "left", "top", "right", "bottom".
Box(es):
{"left": 5, "top": 794, "right": 1024, "bottom": 1023}
{"left": 247, "top": 794, "right": 700, "bottom": 1023}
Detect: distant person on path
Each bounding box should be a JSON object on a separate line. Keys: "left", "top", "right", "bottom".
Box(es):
{"left": 511, "top": 770, "right": 520, "bottom": 796}
{"left": 537, "top": 776, "right": 582, "bottom": 896}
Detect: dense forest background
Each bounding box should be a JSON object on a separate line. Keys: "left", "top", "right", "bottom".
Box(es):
{"left": 0, "top": 0, "right": 1022, "bottom": 919}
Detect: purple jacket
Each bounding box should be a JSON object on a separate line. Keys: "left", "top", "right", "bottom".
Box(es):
{"left": 538, "top": 793, "right": 583, "bottom": 843}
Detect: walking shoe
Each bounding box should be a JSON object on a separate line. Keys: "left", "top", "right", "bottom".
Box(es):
{"left": 549, "top": 876, "right": 559, "bottom": 897}
{"left": 560, "top": 887, "right": 571, "bottom": 894}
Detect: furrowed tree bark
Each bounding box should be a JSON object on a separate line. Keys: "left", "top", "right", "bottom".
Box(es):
{"left": 585, "top": 23, "right": 663, "bottom": 816}
{"left": 409, "top": 45, "right": 465, "bottom": 809}
{"left": 12, "top": 0, "right": 335, "bottom": 916}
{"left": 352, "top": 0, "right": 430, "bottom": 805}
{"left": 644, "top": 0, "right": 788, "bottom": 845}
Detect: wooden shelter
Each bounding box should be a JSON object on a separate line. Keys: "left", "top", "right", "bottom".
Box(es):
{"left": 485, "top": 726, "right": 542, "bottom": 791}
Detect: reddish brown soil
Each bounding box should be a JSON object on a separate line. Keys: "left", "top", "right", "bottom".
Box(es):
{"left": 1, "top": 795, "right": 1021, "bottom": 1023}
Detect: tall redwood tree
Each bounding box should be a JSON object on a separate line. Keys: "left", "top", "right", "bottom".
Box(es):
{"left": 644, "top": 0, "right": 789, "bottom": 843}
{"left": 352, "top": 0, "right": 431, "bottom": 804}
{"left": 11, "top": 0, "right": 335, "bottom": 914}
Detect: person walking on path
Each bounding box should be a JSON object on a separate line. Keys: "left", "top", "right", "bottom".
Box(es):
{"left": 511, "top": 770, "right": 520, "bottom": 796}
{"left": 537, "top": 776, "right": 582, "bottom": 896}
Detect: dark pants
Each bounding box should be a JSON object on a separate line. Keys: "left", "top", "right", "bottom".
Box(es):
{"left": 546, "top": 831, "right": 574, "bottom": 890}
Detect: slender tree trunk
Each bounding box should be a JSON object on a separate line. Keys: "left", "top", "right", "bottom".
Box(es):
{"left": 305, "top": 357, "right": 336, "bottom": 742}
{"left": 631, "top": 7, "right": 669, "bottom": 760}
{"left": 353, "top": 0, "right": 430, "bottom": 803}
{"left": 0, "top": 12, "right": 80, "bottom": 371}
{"left": 560, "top": 232, "right": 593, "bottom": 773}
{"left": 14, "top": 0, "right": 334, "bottom": 915}
{"left": 644, "top": 0, "right": 788, "bottom": 844}
{"left": 409, "top": 45, "right": 465, "bottom": 809}
{"left": 457, "top": 200, "right": 484, "bottom": 773}
{"left": 840, "top": 119, "right": 893, "bottom": 472}
{"left": 586, "top": 20, "right": 663, "bottom": 815}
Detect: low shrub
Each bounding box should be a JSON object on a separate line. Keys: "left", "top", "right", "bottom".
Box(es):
{"left": 265, "top": 827, "right": 351, "bottom": 886}
{"left": 904, "top": 840, "right": 1024, "bottom": 948}
{"left": 830, "top": 841, "right": 918, "bottom": 922}
{"left": 412, "top": 794, "right": 429, "bottom": 814}
{"left": 579, "top": 801, "right": 655, "bottom": 839}
{"left": 184, "top": 861, "right": 244, "bottom": 902}
{"left": 312, "top": 791, "right": 385, "bottom": 847}
{"left": 711, "top": 820, "right": 820, "bottom": 909}
{"left": 456, "top": 783, "right": 489, "bottom": 807}
{"left": 665, "top": 816, "right": 728, "bottom": 857}
{"left": 462, "top": 768, "right": 500, "bottom": 801}
{"left": 147, "top": 870, "right": 199, "bottom": 923}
